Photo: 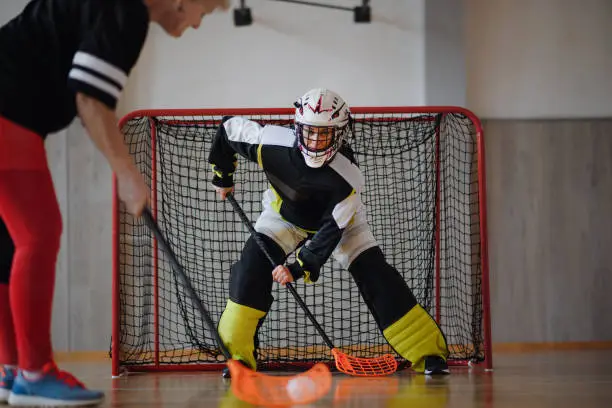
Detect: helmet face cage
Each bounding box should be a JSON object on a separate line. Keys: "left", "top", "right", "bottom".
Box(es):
{"left": 296, "top": 123, "right": 348, "bottom": 157}
{"left": 293, "top": 88, "right": 352, "bottom": 167}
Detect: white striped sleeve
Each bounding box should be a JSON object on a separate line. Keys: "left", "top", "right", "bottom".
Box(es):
{"left": 68, "top": 51, "right": 128, "bottom": 107}
{"left": 68, "top": 0, "right": 149, "bottom": 109}
{"left": 329, "top": 153, "right": 365, "bottom": 228}
{"left": 332, "top": 191, "right": 360, "bottom": 229}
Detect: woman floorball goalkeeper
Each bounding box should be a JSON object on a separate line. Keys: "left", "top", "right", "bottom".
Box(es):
{"left": 0, "top": 0, "right": 228, "bottom": 406}
{"left": 208, "top": 88, "right": 450, "bottom": 378}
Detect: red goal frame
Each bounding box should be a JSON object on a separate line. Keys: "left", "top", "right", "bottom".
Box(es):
{"left": 111, "top": 106, "right": 493, "bottom": 376}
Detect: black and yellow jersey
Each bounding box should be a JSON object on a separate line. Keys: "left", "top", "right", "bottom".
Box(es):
{"left": 208, "top": 115, "right": 365, "bottom": 278}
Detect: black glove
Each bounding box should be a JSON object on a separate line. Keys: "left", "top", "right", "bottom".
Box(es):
{"left": 287, "top": 260, "right": 320, "bottom": 284}
{"left": 210, "top": 164, "right": 234, "bottom": 188}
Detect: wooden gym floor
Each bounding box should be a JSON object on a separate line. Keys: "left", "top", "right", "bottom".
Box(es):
{"left": 60, "top": 350, "right": 612, "bottom": 407}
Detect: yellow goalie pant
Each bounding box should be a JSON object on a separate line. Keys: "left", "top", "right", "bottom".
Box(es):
{"left": 217, "top": 299, "right": 266, "bottom": 370}
{"left": 217, "top": 233, "right": 286, "bottom": 370}
{"left": 383, "top": 304, "right": 449, "bottom": 372}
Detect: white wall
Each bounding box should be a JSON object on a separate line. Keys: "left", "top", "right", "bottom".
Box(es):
{"left": 425, "top": 0, "right": 466, "bottom": 106}
{"left": 0, "top": 1, "right": 28, "bottom": 24}
{"left": 120, "top": 0, "right": 426, "bottom": 114}
{"left": 466, "top": 0, "right": 612, "bottom": 119}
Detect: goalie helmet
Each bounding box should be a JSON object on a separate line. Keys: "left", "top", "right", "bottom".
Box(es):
{"left": 294, "top": 88, "right": 352, "bottom": 168}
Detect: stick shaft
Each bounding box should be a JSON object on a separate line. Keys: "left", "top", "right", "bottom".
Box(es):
{"left": 142, "top": 208, "right": 232, "bottom": 360}
{"left": 226, "top": 194, "right": 336, "bottom": 350}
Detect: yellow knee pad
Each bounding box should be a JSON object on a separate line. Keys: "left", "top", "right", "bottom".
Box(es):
{"left": 383, "top": 304, "right": 449, "bottom": 373}
{"left": 217, "top": 299, "right": 266, "bottom": 370}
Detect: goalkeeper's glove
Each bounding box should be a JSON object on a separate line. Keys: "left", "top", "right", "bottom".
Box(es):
{"left": 287, "top": 259, "right": 320, "bottom": 284}
{"left": 210, "top": 163, "right": 234, "bottom": 189}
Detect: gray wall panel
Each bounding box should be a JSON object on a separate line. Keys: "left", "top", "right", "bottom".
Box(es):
{"left": 484, "top": 119, "right": 612, "bottom": 343}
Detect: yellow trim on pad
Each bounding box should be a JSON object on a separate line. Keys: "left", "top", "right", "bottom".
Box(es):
{"left": 217, "top": 299, "right": 266, "bottom": 370}
{"left": 256, "top": 144, "right": 263, "bottom": 168}
{"left": 383, "top": 305, "right": 448, "bottom": 373}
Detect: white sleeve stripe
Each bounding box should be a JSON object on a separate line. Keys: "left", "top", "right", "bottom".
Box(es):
{"left": 224, "top": 117, "right": 264, "bottom": 145}
{"left": 68, "top": 68, "right": 121, "bottom": 99}
{"left": 329, "top": 153, "right": 365, "bottom": 192}
{"left": 72, "top": 51, "right": 127, "bottom": 88}
{"left": 261, "top": 125, "right": 296, "bottom": 147}
{"left": 332, "top": 193, "right": 360, "bottom": 229}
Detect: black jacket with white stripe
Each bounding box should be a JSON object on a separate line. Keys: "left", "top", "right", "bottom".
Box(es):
{"left": 0, "top": 0, "right": 148, "bottom": 137}
{"left": 208, "top": 116, "right": 365, "bottom": 283}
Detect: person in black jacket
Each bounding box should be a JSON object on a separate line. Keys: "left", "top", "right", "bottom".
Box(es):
{"left": 0, "top": 0, "right": 228, "bottom": 405}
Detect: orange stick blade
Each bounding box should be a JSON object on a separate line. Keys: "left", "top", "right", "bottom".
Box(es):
{"left": 331, "top": 349, "right": 398, "bottom": 377}
{"left": 227, "top": 360, "right": 333, "bottom": 407}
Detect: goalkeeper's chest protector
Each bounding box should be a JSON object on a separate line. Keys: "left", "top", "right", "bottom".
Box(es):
{"left": 256, "top": 125, "right": 364, "bottom": 232}
{"left": 210, "top": 117, "right": 367, "bottom": 273}
{"left": 0, "top": 0, "right": 149, "bottom": 137}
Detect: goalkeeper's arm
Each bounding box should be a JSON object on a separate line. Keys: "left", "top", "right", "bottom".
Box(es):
{"left": 285, "top": 190, "right": 360, "bottom": 283}
{"left": 207, "top": 116, "right": 263, "bottom": 191}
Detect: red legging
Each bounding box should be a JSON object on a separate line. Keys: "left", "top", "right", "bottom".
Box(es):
{"left": 0, "top": 116, "right": 61, "bottom": 370}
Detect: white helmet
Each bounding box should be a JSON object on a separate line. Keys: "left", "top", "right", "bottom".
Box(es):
{"left": 294, "top": 88, "right": 352, "bottom": 168}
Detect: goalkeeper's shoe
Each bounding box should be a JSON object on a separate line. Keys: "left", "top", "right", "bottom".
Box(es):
{"left": 424, "top": 356, "right": 450, "bottom": 375}
{"left": 8, "top": 362, "right": 104, "bottom": 406}
{"left": 222, "top": 367, "right": 231, "bottom": 379}
{"left": 222, "top": 360, "right": 250, "bottom": 379}
{"left": 0, "top": 366, "right": 16, "bottom": 402}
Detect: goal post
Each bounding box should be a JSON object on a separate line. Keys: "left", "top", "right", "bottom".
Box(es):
{"left": 111, "top": 106, "right": 492, "bottom": 376}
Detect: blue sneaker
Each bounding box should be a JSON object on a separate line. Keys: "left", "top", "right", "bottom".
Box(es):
{"left": 7, "top": 362, "right": 104, "bottom": 406}
{"left": 0, "top": 366, "right": 16, "bottom": 402}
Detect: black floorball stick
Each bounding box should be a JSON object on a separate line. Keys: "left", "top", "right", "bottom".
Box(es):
{"left": 141, "top": 207, "right": 231, "bottom": 360}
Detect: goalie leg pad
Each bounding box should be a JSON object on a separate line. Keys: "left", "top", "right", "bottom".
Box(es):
{"left": 348, "top": 246, "right": 418, "bottom": 329}
{"left": 348, "top": 246, "right": 449, "bottom": 372}
{"left": 228, "top": 232, "right": 286, "bottom": 312}
{"left": 218, "top": 233, "right": 287, "bottom": 369}
{"left": 217, "top": 299, "right": 266, "bottom": 370}
{"left": 383, "top": 304, "right": 449, "bottom": 373}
